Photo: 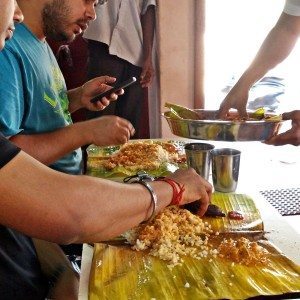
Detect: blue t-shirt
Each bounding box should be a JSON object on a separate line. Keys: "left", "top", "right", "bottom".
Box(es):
{"left": 0, "top": 24, "right": 82, "bottom": 175}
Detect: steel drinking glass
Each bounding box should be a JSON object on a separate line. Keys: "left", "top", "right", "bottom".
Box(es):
{"left": 184, "top": 143, "right": 215, "bottom": 180}
{"left": 211, "top": 148, "right": 241, "bottom": 193}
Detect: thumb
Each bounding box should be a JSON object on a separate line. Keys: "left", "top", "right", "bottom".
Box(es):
{"left": 140, "top": 70, "right": 146, "bottom": 80}
{"left": 282, "top": 111, "right": 293, "bottom": 120}
{"left": 102, "top": 76, "right": 116, "bottom": 85}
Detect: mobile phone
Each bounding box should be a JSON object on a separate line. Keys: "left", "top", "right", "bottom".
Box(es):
{"left": 90, "top": 76, "right": 137, "bottom": 103}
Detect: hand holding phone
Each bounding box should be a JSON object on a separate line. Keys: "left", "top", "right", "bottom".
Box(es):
{"left": 90, "top": 77, "right": 137, "bottom": 104}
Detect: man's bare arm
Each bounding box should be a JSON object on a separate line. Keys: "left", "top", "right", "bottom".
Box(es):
{"left": 9, "top": 116, "right": 134, "bottom": 165}
{"left": 0, "top": 151, "right": 211, "bottom": 243}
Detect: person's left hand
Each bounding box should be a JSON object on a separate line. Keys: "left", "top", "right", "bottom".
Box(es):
{"left": 265, "top": 110, "right": 300, "bottom": 146}
{"left": 81, "top": 76, "right": 124, "bottom": 111}
{"left": 140, "top": 58, "right": 154, "bottom": 88}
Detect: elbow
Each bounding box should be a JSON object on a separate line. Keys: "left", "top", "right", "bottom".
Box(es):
{"left": 51, "top": 227, "right": 82, "bottom": 245}
{"left": 52, "top": 214, "right": 99, "bottom": 245}
{"left": 278, "top": 13, "right": 300, "bottom": 38}
{"left": 48, "top": 215, "right": 86, "bottom": 245}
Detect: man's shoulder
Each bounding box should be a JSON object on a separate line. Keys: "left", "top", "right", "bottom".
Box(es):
{"left": 5, "top": 24, "right": 35, "bottom": 53}
{"left": 0, "top": 43, "right": 21, "bottom": 70}
{"left": 0, "top": 27, "right": 40, "bottom": 69}
{"left": 2, "top": 38, "right": 20, "bottom": 55}
{"left": 2, "top": 32, "right": 28, "bottom": 60}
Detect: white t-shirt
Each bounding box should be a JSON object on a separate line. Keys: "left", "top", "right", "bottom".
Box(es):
{"left": 284, "top": 0, "right": 300, "bottom": 16}
{"left": 83, "top": 0, "right": 156, "bottom": 67}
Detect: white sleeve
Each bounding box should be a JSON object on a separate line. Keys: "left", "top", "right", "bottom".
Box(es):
{"left": 283, "top": 0, "right": 300, "bottom": 16}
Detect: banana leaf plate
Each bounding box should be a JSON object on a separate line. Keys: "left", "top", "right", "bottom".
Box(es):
{"left": 88, "top": 194, "right": 300, "bottom": 299}
{"left": 86, "top": 140, "right": 187, "bottom": 180}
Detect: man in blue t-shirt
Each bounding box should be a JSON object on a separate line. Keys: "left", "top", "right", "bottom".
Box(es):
{"left": 0, "top": 2, "right": 212, "bottom": 299}
{"left": 0, "top": 2, "right": 79, "bottom": 299}
{"left": 0, "top": 0, "right": 135, "bottom": 175}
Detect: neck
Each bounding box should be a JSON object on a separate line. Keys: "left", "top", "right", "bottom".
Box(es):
{"left": 18, "top": 2, "right": 46, "bottom": 41}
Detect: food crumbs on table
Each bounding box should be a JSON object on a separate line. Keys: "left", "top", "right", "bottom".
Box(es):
{"left": 184, "top": 282, "right": 190, "bottom": 288}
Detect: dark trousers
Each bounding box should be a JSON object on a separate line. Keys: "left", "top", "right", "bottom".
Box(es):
{"left": 87, "top": 40, "right": 145, "bottom": 138}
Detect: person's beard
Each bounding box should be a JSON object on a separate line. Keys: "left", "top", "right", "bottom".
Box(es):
{"left": 42, "top": 0, "right": 73, "bottom": 42}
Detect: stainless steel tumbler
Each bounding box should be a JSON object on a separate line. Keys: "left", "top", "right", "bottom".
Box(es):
{"left": 211, "top": 148, "right": 241, "bottom": 193}
{"left": 184, "top": 143, "right": 215, "bottom": 180}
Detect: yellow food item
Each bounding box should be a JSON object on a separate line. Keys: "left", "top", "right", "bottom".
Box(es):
{"left": 126, "top": 203, "right": 269, "bottom": 267}
{"left": 102, "top": 141, "right": 180, "bottom": 172}
{"left": 218, "top": 237, "right": 269, "bottom": 266}
{"left": 127, "top": 206, "right": 217, "bottom": 267}
{"left": 265, "top": 115, "right": 282, "bottom": 122}
{"left": 252, "top": 107, "right": 266, "bottom": 119}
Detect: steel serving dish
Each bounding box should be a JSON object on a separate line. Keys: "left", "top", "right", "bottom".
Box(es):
{"left": 163, "top": 109, "right": 283, "bottom": 141}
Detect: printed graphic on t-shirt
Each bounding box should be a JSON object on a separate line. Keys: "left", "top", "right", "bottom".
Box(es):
{"left": 43, "top": 66, "right": 72, "bottom": 124}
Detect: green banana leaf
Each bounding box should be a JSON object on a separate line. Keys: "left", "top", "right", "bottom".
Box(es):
{"left": 86, "top": 141, "right": 187, "bottom": 179}
{"left": 164, "top": 102, "right": 200, "bottom": 120}
{"left": 89, "top": 241, "right": 300, "bottom": 300}
{"left": 251, "top": 107, "right": 282, "bottom": 122}
{"left": 203, "top": 193, "right": 263, "bottom": 232}
{"left": 252, "top": 107, "right": 266, "bottom": 120}
{"left": 89, "top": 194, "right": 300, "bottom": 299}
{"left": 87, "top": 162, "right": 184, "bottom": 179}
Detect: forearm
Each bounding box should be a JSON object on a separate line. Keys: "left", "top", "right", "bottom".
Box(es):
{"left": 0, "top": 152, "right": 172, "bottom": 243}
{"left": 9, "top": 122, "right": 90, "bottom": 165}
{"left": 238, "top": 13, "right": 300, "bottom": 89}
{"left": 73, "top": 180, "right": 173, "bottom": 242}
{"left": 141, "top": 5, "right": 156, "bottom": 61}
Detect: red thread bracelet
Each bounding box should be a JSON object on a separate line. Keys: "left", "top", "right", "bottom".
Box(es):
{"left": 155, "top": 177, "right": 185, "bottom": 206}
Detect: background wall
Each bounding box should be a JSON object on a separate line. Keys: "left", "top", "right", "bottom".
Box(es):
{"left": 157, "top": 0, "right": 205, "bottom": 138}
{"left": 156, "top": 0, "right": 298, "bottom": 139}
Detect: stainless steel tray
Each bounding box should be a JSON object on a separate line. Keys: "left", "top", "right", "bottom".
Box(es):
{"left": 163, "top": 109, "right": 283, "bottom": 141}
